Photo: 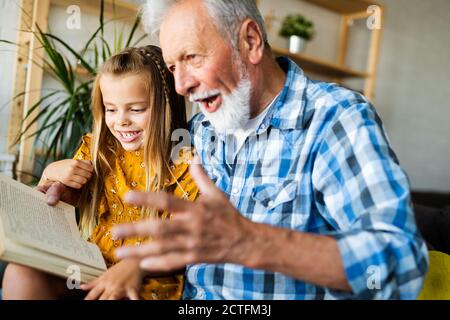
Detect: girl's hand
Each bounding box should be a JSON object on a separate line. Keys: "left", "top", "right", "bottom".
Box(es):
{"left": 80, "top": 258, "right": 145, "bottom": 300}
{"left": 40, "top": 159, "right": 93, "bottom": 189}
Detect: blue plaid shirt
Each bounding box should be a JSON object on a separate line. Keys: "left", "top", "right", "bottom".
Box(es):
{"left": 185, "top": 57, "right": 428, "bottom": 299}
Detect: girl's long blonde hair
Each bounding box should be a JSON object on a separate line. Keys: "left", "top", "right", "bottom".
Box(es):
{"left": 79, "top": 45, "right": 186, "bottom": 239}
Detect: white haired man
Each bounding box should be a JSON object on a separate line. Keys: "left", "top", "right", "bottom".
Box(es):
{"left": 47, "top": 0, "right": 428, "bottom": 299}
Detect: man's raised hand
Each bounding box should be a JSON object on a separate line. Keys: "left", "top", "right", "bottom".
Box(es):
{"left": 112, "top": 156, "right": 254, "bottom": 272}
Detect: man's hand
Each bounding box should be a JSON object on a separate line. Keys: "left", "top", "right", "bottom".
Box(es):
{"left": 112, "top": 156, "right": 254, "bottom": 272}
{"left": 111, "top": 157, "right": 351, "bottom": 291}
{"left": 36, "top": 181, "right": 80, "bottom": 206}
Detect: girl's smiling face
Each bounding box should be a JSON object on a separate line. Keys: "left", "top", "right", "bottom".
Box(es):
{"left": 100, "top": 73, "right": 150, "bottom": 151}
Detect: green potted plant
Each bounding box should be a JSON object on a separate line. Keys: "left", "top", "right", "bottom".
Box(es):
{"left": 279, "top": 14, "right": 315, "bottom": 53}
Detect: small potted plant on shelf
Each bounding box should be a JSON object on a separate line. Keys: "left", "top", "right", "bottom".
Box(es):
{"left": 279, "top": 14, "right": 315, "bottom": 54}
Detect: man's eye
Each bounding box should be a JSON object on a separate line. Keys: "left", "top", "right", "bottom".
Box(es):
{"left": 168, "top": 65, "right": 176, "bottom": 73}
{"left": 186, "top": 54, "right": 203, "bottom": 65}
{"left": 187, "top": 54, "right": 200, "bottom": 62}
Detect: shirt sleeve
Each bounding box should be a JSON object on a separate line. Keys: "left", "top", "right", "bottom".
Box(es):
{"left": 71, "top": 134, "right": 106, "bottom": 215}
{"left": 172, "top": 147, "right": 200, "bottom": 202}
{"left": 311, "top": 102, "right": 429, "bottom": 299}
{"left": 73, "top": 134, "right": 92, "bottom": 161}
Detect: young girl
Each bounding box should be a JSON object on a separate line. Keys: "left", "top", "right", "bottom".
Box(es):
{"left": 2, "top": 45, "right": 198, "bottom": 300}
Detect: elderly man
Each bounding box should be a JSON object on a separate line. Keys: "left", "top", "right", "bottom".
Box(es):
{"left": 50, "top": 0, "right": 427, "bottom": 299}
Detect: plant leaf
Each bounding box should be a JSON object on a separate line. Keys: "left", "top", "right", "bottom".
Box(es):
{"left": 125, "top": 14, "right": 142, "bottom": 48}
{"left": 37, "top": 26, "right": 96, "bottom": 75}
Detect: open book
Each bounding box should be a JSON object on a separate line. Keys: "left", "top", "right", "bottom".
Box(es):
{"left": 0, "top": 173, "right": 106, "bottom": 283}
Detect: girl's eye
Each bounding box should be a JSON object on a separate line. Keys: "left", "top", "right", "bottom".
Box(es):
{"left": 131, "top": 108, "right": 145, "bottom": 112}
{"left": 105, "top": 108, "right": 116, "bottom": 113}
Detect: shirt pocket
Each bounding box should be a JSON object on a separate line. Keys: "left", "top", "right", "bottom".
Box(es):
{"left": 250, "top": 179, "right": 301, "bottom": 228}
{"left": 252, "top": 180, "right": 298, "bottom": 209}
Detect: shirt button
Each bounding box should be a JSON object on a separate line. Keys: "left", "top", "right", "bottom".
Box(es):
{"left": 232, "top": 188, "right": 239, "bottom": 194}
{"left": 260, "top": 124, "right": 266, "bottom": 129}
{"left": 268, "top": 201, "right": 274, "bottom": 207}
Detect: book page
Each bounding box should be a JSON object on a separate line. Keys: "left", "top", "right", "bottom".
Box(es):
{"left": 2, "top": 235, "right": 104, "bottom": 283}
{"left": 0, "top": 174, "right": 105, "bottom": 269}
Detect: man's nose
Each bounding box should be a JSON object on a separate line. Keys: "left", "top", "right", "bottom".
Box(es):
{"left": 174, "top": 66, "right": 198, "bottom": 96}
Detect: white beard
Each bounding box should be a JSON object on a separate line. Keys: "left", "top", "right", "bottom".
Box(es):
{"left": 198, "top": 78, "right": 251, "bottom": 135}
{"left": 191, "top": 62, "right": 252, "bottom": 135}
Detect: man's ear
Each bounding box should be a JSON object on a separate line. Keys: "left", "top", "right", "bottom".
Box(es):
{"left": 239, "top": 19, "right": 265, "bottom": 65}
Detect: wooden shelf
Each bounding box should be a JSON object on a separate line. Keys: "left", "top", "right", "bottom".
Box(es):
{"left": 302, "top": 0, "right": 382, "bottom": 14}
{"left": 50, "top": 0, "right": 139, "bottom": 19}
{"left": 272, "top": 47, "right": 369, "bottom": 79}
{"left": 263, "top": 0, "right": 385, "bottom": 100}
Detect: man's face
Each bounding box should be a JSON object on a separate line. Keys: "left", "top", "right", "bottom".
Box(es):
{"left": 160, "top": 0, "right": 251, "bottom": 134}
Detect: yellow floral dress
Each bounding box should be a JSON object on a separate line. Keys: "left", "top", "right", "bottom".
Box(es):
{"left": 73, "top": 134, "right": 198, "bottom": 300}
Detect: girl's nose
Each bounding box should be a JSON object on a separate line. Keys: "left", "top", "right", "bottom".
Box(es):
{"left": 117, "top": 111, "right": 131, "bottom": 126}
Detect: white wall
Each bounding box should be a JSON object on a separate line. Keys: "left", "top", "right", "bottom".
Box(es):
{"left": 259, "top": 0, "right": 450, "bottom": 192}
{"left": 377, "top": 0, "right": 450, "bottom": 192}
{"left": 346, "top": 0, "right": 450, "bottom": 192}
{"left": 0, "top": 0, "right": 20, "bottom": 154}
